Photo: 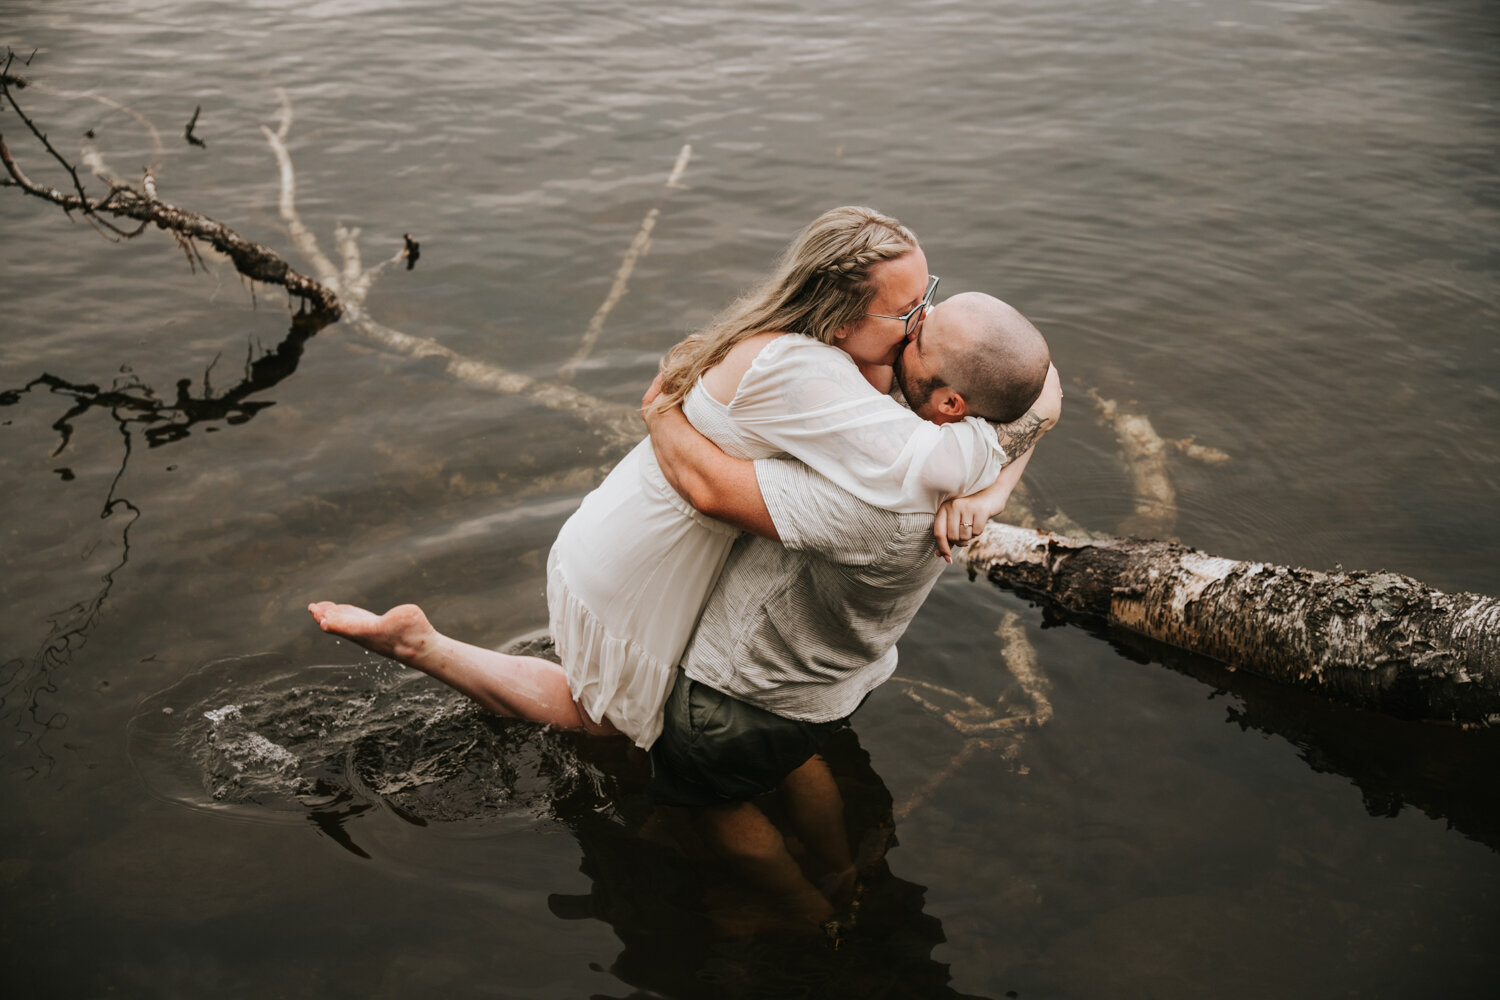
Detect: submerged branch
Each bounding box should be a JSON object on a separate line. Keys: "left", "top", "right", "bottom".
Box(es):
{"left": 559, "top": 143, "right": 693, "bottom": 383}
{"left": 1088, "top": 388, "right": 1177, "bottom": 537}
{"left": 263, "top": 88, "right": 640, "bottom": 452}
{"left": 259, "top": 92, "right": 341, "bottom": 291}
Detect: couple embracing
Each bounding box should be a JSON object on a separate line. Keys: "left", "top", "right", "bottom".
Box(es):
{"left": 310, "top": 205, "right": 1061, "bottom": 926}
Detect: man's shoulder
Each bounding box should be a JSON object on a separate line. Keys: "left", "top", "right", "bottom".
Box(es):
{"left": 758, "top": 459, "right": 932, "bottom": 564}
{"left": 770, "top": 497, "right": 937, "bottom": 579}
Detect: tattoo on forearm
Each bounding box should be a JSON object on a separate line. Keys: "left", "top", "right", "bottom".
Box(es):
{"left": 995, "top": 411, "right": 1044, "bottom": 459}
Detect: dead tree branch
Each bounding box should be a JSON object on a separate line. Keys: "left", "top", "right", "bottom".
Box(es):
{"left": 965, "top": 523, "right": 1500, "bottom": 726}
{"left": 1, "top": 56, "right": 91, "bottom": 210}
{"left": 184, "top": 104, "right": 205, "bottom": 147}
{"left": 1, "top": 70, "right": 339, "bottom": 315}
{"left": 0, "top": 136, "right": 339, "bottom": 313}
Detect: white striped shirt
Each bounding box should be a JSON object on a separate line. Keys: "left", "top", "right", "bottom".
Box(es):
{"left": 679, "top": 458, "right": 948, "bottom": 722}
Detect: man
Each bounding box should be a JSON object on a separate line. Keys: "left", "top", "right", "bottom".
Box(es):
{"left": 638, "top": 291, "right": 1059, "bottom": 927}
{"left": 309, "top": 291, "right": 1059, "bottom": 926}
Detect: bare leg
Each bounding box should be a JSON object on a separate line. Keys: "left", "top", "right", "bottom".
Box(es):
{"left": 307, "top": 602, "right": 620, "bottom": 736}
{"left": 694, "top": 799, "right": 835, "bottom": 930}
{"left": 779, "top": 754, "right": 856, "bottom": 910}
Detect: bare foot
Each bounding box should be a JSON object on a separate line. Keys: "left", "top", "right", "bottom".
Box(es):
{"left": 307, "top": 602, "right": 436, "bottom": 664}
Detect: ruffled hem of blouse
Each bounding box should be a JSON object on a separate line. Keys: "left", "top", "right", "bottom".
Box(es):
{"left": 548, "top": 559, "right": 676, "bottom": 750}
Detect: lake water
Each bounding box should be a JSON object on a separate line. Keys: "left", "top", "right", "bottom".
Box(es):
{"left": 3, "top": 1, "right": 1498, "bottom": 997}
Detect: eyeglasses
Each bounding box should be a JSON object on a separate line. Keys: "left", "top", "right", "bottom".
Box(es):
{"left": 866, "top": 275, "right": 940, "bottom": 337}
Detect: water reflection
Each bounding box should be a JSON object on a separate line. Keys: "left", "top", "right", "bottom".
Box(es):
{"left": 1023, "top": 590, "right": 1500, "bottom": 855}
{"left": 1220, "top": 665, "right": 1500, "bottom": 855}
{"left": 0, "top": 310, "right": 334, "bottom": 775}
{"left": 0, "top": 493, "right": 135, "bottom": 777}
{"left": 129, "top": 649, "right": 991, "bottom": 998}
{"left": 563, "top": 729, "right": 986, "bottom": 1000}
{"left": 2, "top": 308, "right": 332, "bottom": 453}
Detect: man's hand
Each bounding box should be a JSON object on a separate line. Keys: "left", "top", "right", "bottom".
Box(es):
{"left": 642, "top": 372, "right": 666, "bottom": 415}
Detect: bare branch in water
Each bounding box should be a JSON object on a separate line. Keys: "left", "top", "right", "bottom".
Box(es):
{"left": 557, "top": 143, "right": 693, "bottom": 383}
{"left": 0, "top": 74, "right": 340, "bottom": 316}
{"left": 2, "top": 52, "right": 92, "bottom": 211}
{"left": 184, "top": 104, "right": 205, "bottom": 147}
{"left": 263, "top": 90, "right": 640, "bottom": 451}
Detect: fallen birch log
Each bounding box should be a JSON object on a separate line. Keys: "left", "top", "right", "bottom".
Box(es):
{"left": 964, "top": 524, "right": 1500, "bottom": 726}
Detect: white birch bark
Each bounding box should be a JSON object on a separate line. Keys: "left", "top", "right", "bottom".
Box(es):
{"left": 965, "top": 523, "right": 1500, "bottom": 725}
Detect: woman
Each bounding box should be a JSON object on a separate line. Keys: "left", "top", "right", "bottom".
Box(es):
{"left": 311, "top": 206, "right": 1015, "bottom": 747}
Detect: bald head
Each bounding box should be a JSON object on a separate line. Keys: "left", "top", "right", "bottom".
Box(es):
{"left": 904, "top": 292, "right": 1050, "bottom": 423}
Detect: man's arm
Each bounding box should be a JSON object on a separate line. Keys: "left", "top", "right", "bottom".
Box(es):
{"left": 644, "top": 403, "right": 780, "bottom": 541}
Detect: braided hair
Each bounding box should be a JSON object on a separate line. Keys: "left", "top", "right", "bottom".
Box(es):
{"left": 653, "top": 206, "right": 918, "bottom": 411}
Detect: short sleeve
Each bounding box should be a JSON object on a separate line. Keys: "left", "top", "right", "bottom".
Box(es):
{"left": 754, "top": 458, "right": 895, "bottom": 567}
{"left": 729, "top": 336, "right": 1005, "bottom": 513}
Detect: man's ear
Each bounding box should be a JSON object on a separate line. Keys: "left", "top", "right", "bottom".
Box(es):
{"left": 936, "top": 389, "right": 968, "bottom": 419}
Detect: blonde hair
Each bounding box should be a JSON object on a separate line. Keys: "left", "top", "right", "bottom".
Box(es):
{"left": 653, "top": 206, "right": 918, "bottom": 411}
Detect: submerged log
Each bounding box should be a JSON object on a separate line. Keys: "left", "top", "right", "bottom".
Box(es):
{"left": 964, "top": 524, "right": 1500, "bottom": 726}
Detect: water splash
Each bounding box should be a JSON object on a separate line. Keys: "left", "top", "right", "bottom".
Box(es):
{"left": 128, "top": 652, "right": 617, "bottom": 830}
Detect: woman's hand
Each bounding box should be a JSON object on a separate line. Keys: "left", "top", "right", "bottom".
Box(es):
{"left": 932, "top": 487, "right": 1012, "bottom": 563}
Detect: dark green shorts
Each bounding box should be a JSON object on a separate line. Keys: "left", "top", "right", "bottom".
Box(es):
{"left": 647, "top": 675, "right": 845, "bottom": 808}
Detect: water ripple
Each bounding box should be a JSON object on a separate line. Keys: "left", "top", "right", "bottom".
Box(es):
{"left": 127, "top": 651, "right": 615, "bottom": 832}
